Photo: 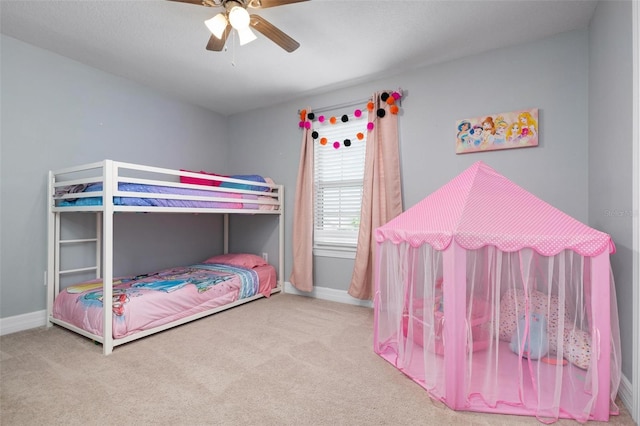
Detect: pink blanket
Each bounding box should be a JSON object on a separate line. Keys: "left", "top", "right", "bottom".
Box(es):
{"left": 53, "top": 264, "right": 275, "bottom": 338}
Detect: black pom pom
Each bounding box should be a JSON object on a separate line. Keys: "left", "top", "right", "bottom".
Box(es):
{"left": 307, "top": 112, "right": 315, "bottom": 120}
{"left": 341, "top": 114, "right": 349, "bottom": 122}
{"left": 377, "top": 108, "right": 386, "bottom": 118}
{"left": 311, "top": 130, "right": 319, "bottom": 139}
{"left": 344, "top": 139, "right": 351, "bottom": 147}
{"left": 380, "top": 92, "right": 389, "bottom": 102}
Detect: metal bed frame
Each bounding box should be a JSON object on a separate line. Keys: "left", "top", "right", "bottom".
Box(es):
{"left": 46, "top": 159, "right": 284, "bottom": 355}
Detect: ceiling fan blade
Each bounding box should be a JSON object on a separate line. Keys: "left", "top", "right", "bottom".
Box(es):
{"left": 249, "top": 14, "right": 300, "bottom": 52}
{"left": 248, "top": 0, "right": 309, "bottom": 9}
{"left": 166, "top": 0, "right": 217, "bottom": 6}
{"left": 206, "top": 25, "right": 231, "bottom": 51}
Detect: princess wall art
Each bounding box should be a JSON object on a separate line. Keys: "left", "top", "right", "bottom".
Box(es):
{"left": 456, "top": 108, "right": 538, "bottom": 154}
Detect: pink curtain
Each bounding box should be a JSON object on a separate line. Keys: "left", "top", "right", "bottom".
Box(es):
{"left": 348, "top": 92, "right": 403, "bottom": 300}
{"left": 289, "top": 115, "right": 314, "bottom": 291}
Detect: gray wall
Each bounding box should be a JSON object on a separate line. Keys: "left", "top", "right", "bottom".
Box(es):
{"left": 588, "top": 0, "right": 634, "bottom": 382}
{"left": 227, "top": 29, "right": 591, "bottom": 292}
{"left": 0, "top": 35, "right": 230, "bottom": 317}
{"left": 0, "top": 6, "right": 634, "bottom": 393}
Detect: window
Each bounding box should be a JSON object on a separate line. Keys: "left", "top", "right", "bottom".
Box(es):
{"left": 313, "top": 112, "right": 367, "bottom": 258}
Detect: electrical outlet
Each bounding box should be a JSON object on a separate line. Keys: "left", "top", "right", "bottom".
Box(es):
{"left": 261, "top": 252, "right": 268, "bottom": 263}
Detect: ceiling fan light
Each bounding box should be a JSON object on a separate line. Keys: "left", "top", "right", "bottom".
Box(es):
{"left": 205, "top": 13, "right": 228, "bottom": 39}
{"left": 237, "top": 26, "right": 257, "bottom": 46}
{"left": 228, "top": 6, "right": 250, "bottom": 30}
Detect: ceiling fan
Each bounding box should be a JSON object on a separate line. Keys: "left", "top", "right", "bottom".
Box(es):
{"left": 169, "top": 0, "right": 308, "bottom": 52}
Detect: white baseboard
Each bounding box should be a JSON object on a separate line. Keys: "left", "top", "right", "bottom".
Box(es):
{"left": 618, "top": 374, "right": 635, "bottom": 419}
{"left": 0, "top": 310, "right": 47, "bottom": 336}
{"left": 284, "top": 281, "right": 373, "bottom": 308}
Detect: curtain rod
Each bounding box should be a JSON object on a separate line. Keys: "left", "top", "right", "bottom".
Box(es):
{"left": 298, "top": 98, "right": 370, "bottom": 116}
{"left": 297, "top": 88, "right": 403, "bottom": 116}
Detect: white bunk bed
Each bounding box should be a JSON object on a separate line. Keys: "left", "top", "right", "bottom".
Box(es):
{"left": 46, "top": 160, "right": 284, "bottom": 355}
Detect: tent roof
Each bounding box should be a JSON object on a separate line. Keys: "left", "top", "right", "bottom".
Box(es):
{"left": 376, "top": 161, "right": 614, "bottom": 256}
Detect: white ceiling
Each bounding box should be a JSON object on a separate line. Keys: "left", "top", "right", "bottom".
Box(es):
{"left": 0, "top": 0, "right": 598, "bottom": 116}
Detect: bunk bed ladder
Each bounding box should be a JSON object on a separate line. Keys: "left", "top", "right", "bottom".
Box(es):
{"left": 59, "top": 214, "right": 102, "bottom": 277}
{"left": 46, "top": 171, "right": 102, "bottom": 327}
{"left": 48, "top": 218, "right": 102, "bottom": 311}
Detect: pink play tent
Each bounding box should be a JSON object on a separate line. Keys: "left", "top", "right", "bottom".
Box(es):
{"left": 374, "top": 161, "right": 621, "bottom": 422}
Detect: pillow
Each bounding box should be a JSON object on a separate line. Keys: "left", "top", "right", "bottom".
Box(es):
{"left": 509, "top": 312, "right": 549, "bottom": 360}
{"left": 499, "top": 288, "right": 571, "bottom": 355}
{"left": 180, "top": 169, "right": 226, "bottom": 187}
{"left": 219, "top": 174, "right": 270, "bottom": 192}
{"left": 202, "top": 253, "right": 267, "bottom": 268}
{"left": 563, "top": 328, "right": 591, "bottom": 369}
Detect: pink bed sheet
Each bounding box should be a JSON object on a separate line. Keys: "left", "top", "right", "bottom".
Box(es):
{"left": 52, "top": 264, "right": 276, "bottom": 339}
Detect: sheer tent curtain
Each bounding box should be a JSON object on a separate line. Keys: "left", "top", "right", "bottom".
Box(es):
{"left": 289, "top": 112, "right": 314, "bottom": 291}
{"left": 375, "top": 243, "right": 622, "bottom": 422}
{"left": 348, "top": 91, "right": 403, "bottom": 300}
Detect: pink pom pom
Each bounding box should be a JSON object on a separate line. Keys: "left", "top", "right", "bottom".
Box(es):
{"left": 392, "top": 91, "right": 401, "bottom": 100}
{"left": 333, "top": 141, "right": 340, "bottom": 149}
{"left": 304, "top": 121, "right": 312, "bottom": 129}
{"left": 318, "top": 115, "right": 325, "bottom": 123}
{"left": 354, "top": 109, "right": 362, "bottom": 118}
{"left": 299, "top": 121, "right": 305, "bottom": 128}
{"left": 367, "top": 122, "right": 374, "bottom": 131}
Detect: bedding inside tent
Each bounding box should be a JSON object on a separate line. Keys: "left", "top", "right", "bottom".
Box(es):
{"left": 373, "top": 161, "right": 621, "bottom": 422}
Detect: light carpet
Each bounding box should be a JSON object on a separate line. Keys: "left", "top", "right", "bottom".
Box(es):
{"left": 0, "top": 294, "right": 635, "bottom": 425}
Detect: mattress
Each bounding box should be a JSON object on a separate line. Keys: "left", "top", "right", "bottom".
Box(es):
{"left": 57, "top": 182, "right": 269, "bottom": 209}
{"left": 52, "top": 263, "right": 276, "bottom": 339}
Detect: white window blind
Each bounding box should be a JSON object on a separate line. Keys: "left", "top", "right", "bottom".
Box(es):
{"left": 313, "top": 113, "right": 367, "bottom": 255}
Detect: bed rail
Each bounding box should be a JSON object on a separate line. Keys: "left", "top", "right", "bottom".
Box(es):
{"left": 49, "top": 160, "right": 282, "bottom": 214}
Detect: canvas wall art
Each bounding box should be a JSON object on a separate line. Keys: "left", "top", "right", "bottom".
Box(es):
{"left": 456, "top": 108, "right": 538, "bottom": 154}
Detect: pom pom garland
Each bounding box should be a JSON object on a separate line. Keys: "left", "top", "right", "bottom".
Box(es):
{"left": 298, "top": 90, "right": 402, "bottom": 148}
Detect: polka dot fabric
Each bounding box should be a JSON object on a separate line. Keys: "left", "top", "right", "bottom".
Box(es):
{"left": 563, "top": 328, "right": 592, "bottom": 369}
{"left": 376, "top": 161, "right": 614, "bottom": 257}
{"left": 498, "top": 288, "right": 571, "bottom": 354}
